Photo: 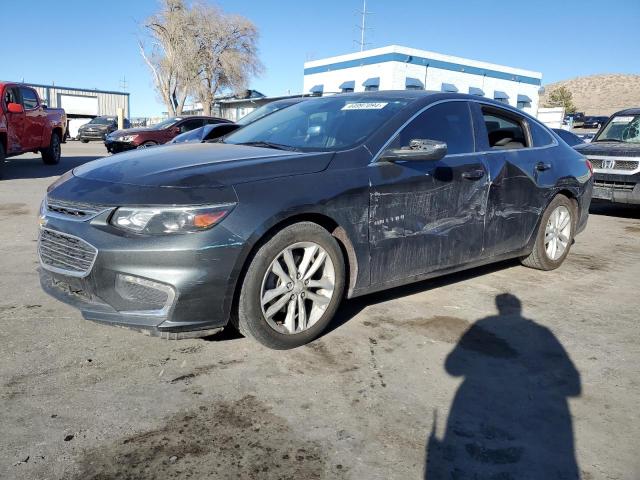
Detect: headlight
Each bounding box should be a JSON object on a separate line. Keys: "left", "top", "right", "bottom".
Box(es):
{"left": 110, "top": 204, "right": 235, "bottom": 235}
{"left": 117, "top": 135, "right": 138, "bottom": 142}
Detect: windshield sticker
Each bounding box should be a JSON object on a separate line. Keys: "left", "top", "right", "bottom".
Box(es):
{"left": 611, "top": 116, "right": 634, "bottom": 123}
{"left": 341, "top": 102, "right": 389, "bottom": 111}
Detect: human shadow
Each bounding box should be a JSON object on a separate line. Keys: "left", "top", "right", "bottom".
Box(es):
{"left": 425, "top": 293, "right": 581, "bottom": 480}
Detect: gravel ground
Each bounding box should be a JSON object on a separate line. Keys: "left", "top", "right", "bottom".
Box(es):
{"left": 1, "top": 142, "right": 639, "bottom": 479}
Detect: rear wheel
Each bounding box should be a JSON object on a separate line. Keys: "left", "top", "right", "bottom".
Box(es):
{"left": 80, "top": 139, "right": 89, "bottom": 144}
{"left": 41, "top": 132, "right": 61, "bottom": 165}
{"left": 521, "top": 194, "right": 575, "bottom": 270}
{"left": 235, "top": 222, "right": 345, "bottom": 349}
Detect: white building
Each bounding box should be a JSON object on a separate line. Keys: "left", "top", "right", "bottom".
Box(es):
{"left": 303, "top": 45, "right": 543, "bottom": 115}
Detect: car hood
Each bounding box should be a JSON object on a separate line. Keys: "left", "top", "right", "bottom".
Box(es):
{"left": 73, "top": 143, "right": 334, "bottom": 188}
{"left": 575, "top": 141, "right": 640, "bottom": 157}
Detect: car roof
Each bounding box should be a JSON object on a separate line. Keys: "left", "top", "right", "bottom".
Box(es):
{"left": 612, "top": 107, "right": 640, "bottom": 116}
{"left": 318, "top": 90, "right": 531, "bottom": 109}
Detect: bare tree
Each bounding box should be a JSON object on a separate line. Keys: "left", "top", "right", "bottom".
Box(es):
{"left": 189, "top": 3, "right": 263, "bottom": 116}
{"left": 140, "top": 0, "right": 262, "bottom": 117}
{"left": 139, "top": 0, "right": 198, "bottom": 116}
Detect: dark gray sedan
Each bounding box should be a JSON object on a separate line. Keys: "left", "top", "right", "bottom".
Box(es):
{"left": 39, "top": 91, "right": 593, "bottom": 349}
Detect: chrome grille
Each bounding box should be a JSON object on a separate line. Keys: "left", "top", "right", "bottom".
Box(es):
{"left": 588, "top": 158, "right": 639, "bottom": 171}
{"left": 47, "top": 198, "right": 104, "bottom": 219}
{"left": 38, "top": 228, "right": 97, "bottom": 277}
{"left": 589, "top": 159, "right": 603, "bottom": 169}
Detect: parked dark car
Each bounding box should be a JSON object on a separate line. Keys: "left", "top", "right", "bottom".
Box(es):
{"left": 39, "top": 92, "right": 593, "bottom": 349}
{"left": 575, "top": 108, "right": 640, "bottom": 204}
{"left": 78, "top": 116, "right": 130, "bottom": 142}
{"left": 104, "top": 116, "right": 230, "bottom": 153}
{"left": 552, "top": 128, "right": 584, "bottom": 147}
{"left": 169, "top": 98, "right": 307, "bottom": 145}
{"left": 564, "top": 112, "right": 585, "bottom": 128}
{"left": 583, "top": 116, "right": 609, "bottom": 129}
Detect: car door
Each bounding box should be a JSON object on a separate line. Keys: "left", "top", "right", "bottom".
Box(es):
{"left": 3, "top": 86, "right": 26, "bottom": 154}
{"left": 20, "top": 87, "right": 45, "bottom": 150}
{"left": 471, "top": 103, "right": 551, "bottom": 256}
{"left": 368, "top": 100, "right": 489, "bottom": 285}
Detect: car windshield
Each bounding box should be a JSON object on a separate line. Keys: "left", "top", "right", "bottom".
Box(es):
{"left": 594, "top": 114, "right": 640, "bottom": 143}
{"left": 150, "top": 117, "right": 183, "bottom": 130}
{"left": 236, "top": 101, "right": 299, "bottom": 126}
{"left": 224, "top": 96, "right": 411, "bottom": 152}
{"left": 89, "top": 117, "right": 115, "bottom": 125}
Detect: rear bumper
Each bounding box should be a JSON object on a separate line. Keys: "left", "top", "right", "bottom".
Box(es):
{"left": 592, "top": 172, "right": 640, "bottom": 205}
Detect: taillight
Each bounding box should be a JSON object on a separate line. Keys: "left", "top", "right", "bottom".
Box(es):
{"left": 585, "top": 159, "right": 593, "bottom": 176}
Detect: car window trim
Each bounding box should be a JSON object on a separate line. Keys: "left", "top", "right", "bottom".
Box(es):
{"left": 473, "top": 101, "right": 558, "bottom": 154}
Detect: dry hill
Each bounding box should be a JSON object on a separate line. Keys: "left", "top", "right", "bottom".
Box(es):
{"left": 540, "top": 74, "right": 640, "bottom": 116}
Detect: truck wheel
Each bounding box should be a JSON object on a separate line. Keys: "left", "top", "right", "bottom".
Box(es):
{"left": 0, "top": 142, "right": 5, "bottom": 179}
{"left": 235, "top": 222, "right": 345, "bottom": 349}
{"left": 42, "top": 132, "right": 61, "bottom": 165}
{"left": 521, "top": 194, "right": 576, "bottom": 271}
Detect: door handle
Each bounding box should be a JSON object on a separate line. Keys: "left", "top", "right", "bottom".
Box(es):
{"left": 536, "top": 162, "right": 552, "bottom": 171}
{"left": 461, "top": 169, "right": 485, "bottom": 180}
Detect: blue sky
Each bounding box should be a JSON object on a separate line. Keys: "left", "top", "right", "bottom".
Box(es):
{"left": 2, "top": 0, "right": 638, "bottom": 117}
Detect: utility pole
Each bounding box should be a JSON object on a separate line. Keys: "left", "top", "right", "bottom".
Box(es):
{"left": 119, "top": 76, "right": 128, "bottom": 92}
{"left": 355, "top": 0, "right": 373, "bottom": 52}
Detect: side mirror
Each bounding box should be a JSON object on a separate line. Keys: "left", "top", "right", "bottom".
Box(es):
{"left": 380, "top": 139, "right": 447, "bottom": 162}
{"left": 7, "top": 102, "right": 24, "bottom": 114}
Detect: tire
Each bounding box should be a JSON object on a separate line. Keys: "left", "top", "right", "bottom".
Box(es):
{"left": 137, "top": 141, "right": 157, "bottom": 149}
{"left": 521, "top": 194, "right": 576, "bottom": 271}
{"left": 80, "top": 139, "right": 89, "bottom": 143}
{"left": 235, "top": 222, "right": 345, "bottom": 349}
{"left": 0, "top": 142, "right": 5, "bottom": 179}
{"left": 41, "top": 132, "right": 61, "bottom": 165}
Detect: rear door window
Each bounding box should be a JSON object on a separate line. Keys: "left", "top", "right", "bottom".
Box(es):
{"left": 20, "top": 87, "right": 39, "bottom": 110}
{"left": 389, "top": 101, "right": 475, "bottom": 154}
{"left": 481, "top": 109, "right": 529, "bottom": 150}
{"left": 529, "top": 120, "right": 555, "bottom": 147}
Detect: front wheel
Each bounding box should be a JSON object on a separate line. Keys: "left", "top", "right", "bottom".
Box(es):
{"left": 521, "top": 194, "right": 576, "bottom": 270}
{"left": 235, "top": 222, "right": 345, "bottom": 349}
{"left": 41, "top": 132, "right": 61, "bottom": 165}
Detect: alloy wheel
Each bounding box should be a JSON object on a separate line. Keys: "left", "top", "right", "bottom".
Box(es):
{"left": 260, "top": 241, "right": 335, "bottom": 334}
{"left": 544, "top": 206, "right": 572, "bottom": 261}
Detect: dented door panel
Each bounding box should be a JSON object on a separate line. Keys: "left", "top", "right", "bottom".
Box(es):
{"left": 369, "top": 154, "right": 489, "bottom": 285}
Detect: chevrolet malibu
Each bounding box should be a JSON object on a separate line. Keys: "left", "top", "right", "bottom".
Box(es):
{"left": 39, "top": 92, "right": 593, "bottom": 349}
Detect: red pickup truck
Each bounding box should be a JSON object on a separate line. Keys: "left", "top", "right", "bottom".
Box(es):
{"left": 0, "top": 82, "right": 67, "bottom": 178}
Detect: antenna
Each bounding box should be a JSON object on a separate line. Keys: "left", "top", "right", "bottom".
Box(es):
{"left": 119, "top": 76, "right": 128, "bottom": 92}
{"left": 355, "top": 0, "right": 373, "bottom": 52}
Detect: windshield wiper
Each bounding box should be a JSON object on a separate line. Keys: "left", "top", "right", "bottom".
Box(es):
{"left": 235, "top": 141, "right": 300, "bottom": 151}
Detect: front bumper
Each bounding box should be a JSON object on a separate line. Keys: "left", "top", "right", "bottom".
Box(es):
{"left": 79, "top": 131, "right": 108, "bottom": 141}
{"left": 104, "top": 140, "right": 137, "bottom": 154}
{"left": 37, "top": 212, "right": 245, "bottom": 337}
{"left": 592, "top": 172, "right": 640, "bottom": 205}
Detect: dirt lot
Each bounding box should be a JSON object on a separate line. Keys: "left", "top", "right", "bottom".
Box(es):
{"left": 1, "top": 142, "right": 639, "bottom": 479}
